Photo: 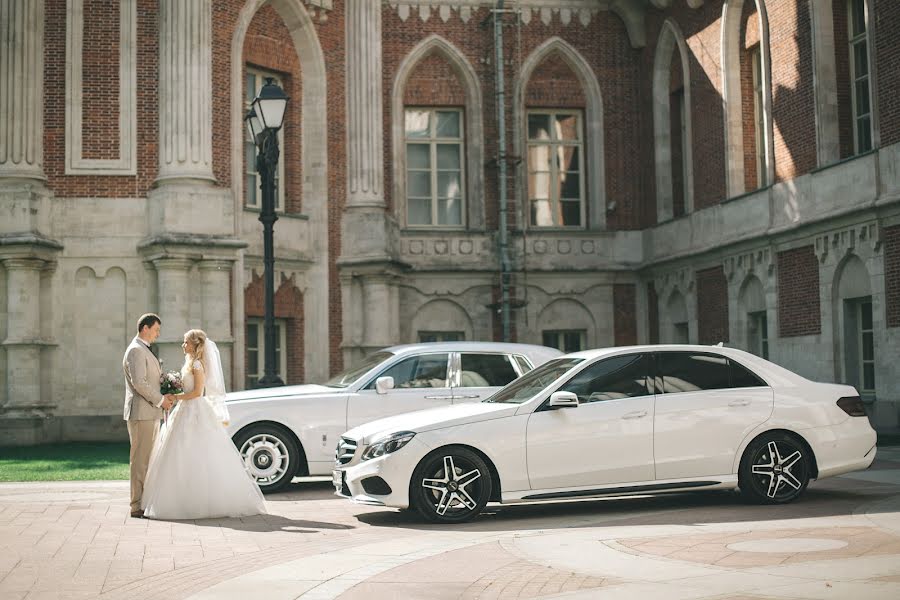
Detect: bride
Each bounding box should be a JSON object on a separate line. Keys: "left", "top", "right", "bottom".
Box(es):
{"left": 142, "top": 329, "right": 267, "bottom": 519}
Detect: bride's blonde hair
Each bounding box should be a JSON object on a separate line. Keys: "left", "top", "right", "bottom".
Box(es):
{"left": 183, "top": 328, "right": 207, "bottom": 372}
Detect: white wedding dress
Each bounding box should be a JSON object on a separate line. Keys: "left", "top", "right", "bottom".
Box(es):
{"left": 142, "top": 350, "right": 267, "bottom": 520}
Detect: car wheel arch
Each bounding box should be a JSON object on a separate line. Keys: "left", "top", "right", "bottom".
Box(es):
{"left": 735, "top": 428, "right": 819, "bottom": 480}
{"left": 410, "top": 444, "right": 502, "bottom": 503}
{"left": 233, "top": 420, "right": 310, "bottom": 477}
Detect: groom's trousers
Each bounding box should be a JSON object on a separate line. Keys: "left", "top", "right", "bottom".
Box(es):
{"left": 127, "top": 419, "right": 160, "bottom": 512}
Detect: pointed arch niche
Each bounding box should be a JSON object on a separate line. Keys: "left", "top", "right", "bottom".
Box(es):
{"left": 653, "top": 19, "right": 694, "bottom": 222}
{"left": 515, "top": 38, "right": 606, "bottom": 230}
{"left": 392, "top": 35, "right": 485, "bottom": 230}
{"left": 721, "top": 0, "right": 774, "bottom": 197}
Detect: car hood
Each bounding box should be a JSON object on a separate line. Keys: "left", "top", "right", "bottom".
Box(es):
{"left": 344, "top": 402, "right": 517, "bottom": 444}
{"left": 226, "top": 383, "right": 337, "bottom": 403}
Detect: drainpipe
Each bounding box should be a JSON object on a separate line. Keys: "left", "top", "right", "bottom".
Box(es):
{"left": 494, "top": 0, "right": 511, "bottom": 341}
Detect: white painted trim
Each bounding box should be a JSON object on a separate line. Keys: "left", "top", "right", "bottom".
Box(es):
{"left": 653, "top": 18, "right": 694, "bottom": 223}
{"left": 65, "top": 0, "right": 137, "bottom": 175}
{"left": 392, "top": 35, "right": 485, "bottom": 230}
{"left": 514, "top": 37, "right": 606, "bottom": 230}
{"left": 721, "top": 0, "right": 774, "bottom": 196}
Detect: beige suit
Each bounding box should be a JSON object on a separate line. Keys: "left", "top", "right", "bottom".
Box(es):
{"left": 123, "top": 337, "right": 164, "bottom": 512}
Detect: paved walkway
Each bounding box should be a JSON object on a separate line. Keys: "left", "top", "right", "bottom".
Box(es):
{"left": 1, "top": 448, "right": 899, "bottom": 600}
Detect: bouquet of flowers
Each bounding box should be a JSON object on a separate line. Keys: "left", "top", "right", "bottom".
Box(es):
{"left": 160, "top": 370, "right": 183, "bottom": 396}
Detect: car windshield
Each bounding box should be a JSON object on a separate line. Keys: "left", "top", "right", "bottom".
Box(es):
{"left": 484, "top": 357, "right": 584, "bottom": 404}
{"left": 323, "top": 352, "right": 394, "bottom": 388}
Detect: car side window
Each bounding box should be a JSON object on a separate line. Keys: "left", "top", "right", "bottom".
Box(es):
{"left": 657, "top": 352, "right": 731, "bottom": 393}
{"left": 458, "top": 353, "right": 519, "bottom": 387}
{"left": 558, "top": 354, "right": 651, "bottom": 404}
{"left": 731, "top": 359, "right": 767, "bottom": 388}
{"left": 366, "top": 353, "right": 450, "bottom": 389}
{"left": 513, "top": 355, "right": 533, "bottom": 374}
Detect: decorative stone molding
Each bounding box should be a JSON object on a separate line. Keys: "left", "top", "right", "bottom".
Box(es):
{"left": 65, "top": 0, "right": 137, "bottom": 175}
{"left": 653, "top": 267, "right": 695, "bottom": 296}
{"left": 401, "top": 235, "right": 491, "bottom": 258}
{"left": 814, "top": 222, "right": 882, "bottom": 263}
{"left": 722, "top": 247, "right": 774, "bottom": 282}
{"left": 0, "top": 0, "right": 45, "bottom": 181}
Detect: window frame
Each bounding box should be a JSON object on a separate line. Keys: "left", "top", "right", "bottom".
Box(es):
{"left": 541, "top": 329, "right": 586, "bottom": 353}
{"left": 539, "top": 352, "right": 653, "bottom": 409}
{"left": 455, "top": 352, "right": 522, "bottom": 388}
{"left": 748, "top": 310, "right": 769, "bottom": 360}
{"left": 244, "top": 67, "right": 286, "bottom": 212}
{"left": 750, "top": 46, "right": 767, "bottom": 188}
{"left": 404, "top": 107, "right": 466, "bottom": 229}
{"left": 363, "top": 352, "right": 452, "bottom": 390}
{"left": 848, "top": 0, "right": 874, "bottom": 155}
{"left": 857, "top": 300, "right": 875, "bottom": 394}
{"left": 245, "top": 317, "right": 288, "bottom": 388}
{"left": 654, "top": 351, "right": 768, "bottom": 395}
{"left": 526, "top": 109, "right": 586, "bottom": 229}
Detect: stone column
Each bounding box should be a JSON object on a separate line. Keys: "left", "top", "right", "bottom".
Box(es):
{"left": 152, "top": 257, "right": 194, "bottom": 368}
{"left": 0, "top": 0, "right": 45, "bottom": 181}
{"left": 200, "top": 259, "right": 234, "bottom": 387}
{"left": 2, "top": 259, "right": 47, "bottom": 412}
{"left": 810, "top": 0, "right": 840, "bottom": 167}
{"left": 156, "top": 0, "right": 214, "bottom": 184}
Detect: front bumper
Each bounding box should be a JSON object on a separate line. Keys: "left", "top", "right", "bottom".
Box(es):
{"left": 332, "top": 436, "right": 431, "bottom": 509}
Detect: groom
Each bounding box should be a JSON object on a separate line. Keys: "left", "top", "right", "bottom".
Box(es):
{"left": 123, "top": 313, "right": 174, "bottom": 518}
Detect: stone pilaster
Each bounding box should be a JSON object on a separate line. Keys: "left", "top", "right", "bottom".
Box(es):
{"left": 0, "top": 0, "right": 45, "bottom": 182}
{"left": 200, "top": 259, "right": 234, "bottom": 386}
{"left": 152, "top": 257, "right": 195, "bottom": 368}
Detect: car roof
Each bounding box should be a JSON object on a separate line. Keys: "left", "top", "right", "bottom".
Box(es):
{"left": 383, "top": 341, "right": 562, "bottom": 358}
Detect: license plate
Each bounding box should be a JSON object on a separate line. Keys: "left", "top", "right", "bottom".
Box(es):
{"left": 332, "top": 469, "right": 343, "bottom": 492}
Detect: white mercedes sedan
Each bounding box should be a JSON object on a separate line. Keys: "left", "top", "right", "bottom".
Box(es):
{"left": 225, "top": 342, "right": 561, "bottom": 492}
{"left": 332, "top": 345, "right": 877, "bottom": 523}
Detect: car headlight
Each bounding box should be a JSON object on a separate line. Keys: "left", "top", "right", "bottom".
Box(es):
{"left": 361, "top": 431, "right": 416, "bottom": 461}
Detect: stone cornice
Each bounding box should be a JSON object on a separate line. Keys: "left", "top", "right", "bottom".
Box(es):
{"left": 137, "top": 233, "right": 248, "bottom": 251}
{"left": 0, "top": 233, "right": 64, "bottom": 251}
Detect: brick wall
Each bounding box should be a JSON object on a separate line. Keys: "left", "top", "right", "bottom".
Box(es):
{"left": 833, "top": 0, "right": 854, "bottom": 159}
{"left": 244, "top": 272, "right": 305, "bottom": 384}
{"left": 648, "top": 283, "right": 660, "bottom": 344}
{"left": 81, "top": 0, "right": 120, "bottom": 160}
{"left": 613, "top": 284, "right": 637, "bottom": 346}
{"left": 404, "top": 53, "right": 466, "bottom": 106}
{"left": 875, "top": 0, "right": 900, "bottom": 146}
{"left": 696, "top": 266, "right": 729, "bottom": 344}
{"left": 525, "top": 53, "right": 587, "bottom": 108}
{"left": 741, "top": 1, "right": 760, "bottom": 192}
{"left": 777, "top": 245, "right": 822, "bottom": 336}
{"left": 885, "top": 225, "right": 900, "bottom": 328}
{"left": 669, "top": 50, "right": 685, "bottom": 217}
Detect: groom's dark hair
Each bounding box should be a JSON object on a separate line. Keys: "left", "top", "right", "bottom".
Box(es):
{"left": 137, "top": 313, "right": 161, "bottom": 333}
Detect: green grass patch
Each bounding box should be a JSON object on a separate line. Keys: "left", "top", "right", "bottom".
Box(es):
{"left": 0, "top": 442, "right": 130, "bottom": 482}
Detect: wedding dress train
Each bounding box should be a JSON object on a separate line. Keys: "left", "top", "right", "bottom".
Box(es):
{"left": 142, "top": 351, "right": 266, "bottom": 520}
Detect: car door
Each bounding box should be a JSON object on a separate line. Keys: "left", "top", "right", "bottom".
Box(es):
{"left": 452, "top": 352, "right": 523, "bottom": 404}
{"left": 653, "top": 352, "right": 774, "bottom": 480}
{"left": 526, "top": 353, "right": 655, "bottom": 490}
{"left": 346, "top": 352, "right": 455, "bottom": 428}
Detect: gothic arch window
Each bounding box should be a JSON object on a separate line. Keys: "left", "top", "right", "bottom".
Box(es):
{"left": 833, "top": 255, "right": 875, "bottom": 396}
{"left": 653, "top": 19, "right": 694, "bottom": 222}
{"left": 392, "top": 35, "right": 485, "bottom": 230}
{"left": 721, "top": 0, "right": 774, "bottom": 196}
{"left": 515, "top": 38, "right": 606, "bottom": 230}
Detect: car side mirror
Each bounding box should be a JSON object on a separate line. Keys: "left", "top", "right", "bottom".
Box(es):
{"left": 375, "top": 376, "right": 394, "bottom": 395}
{"left": 548, "top": 391, "right": 579, "bottom": 408}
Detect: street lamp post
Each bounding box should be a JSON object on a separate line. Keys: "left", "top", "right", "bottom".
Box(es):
{"left": 245, "top": 78, "right": 289, "bottom": 388}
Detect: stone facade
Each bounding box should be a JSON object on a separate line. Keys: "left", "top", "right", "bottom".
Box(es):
{"left": 1, "top": 0, "right": 900, "bottom": 444}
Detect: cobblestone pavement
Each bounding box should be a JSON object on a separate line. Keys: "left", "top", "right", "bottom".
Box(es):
{"left": 1, "top": 447, "right": 898, "bottom": 600}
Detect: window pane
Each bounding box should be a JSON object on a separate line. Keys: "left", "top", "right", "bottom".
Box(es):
{"left": 554, "top": 114, "right": 579, "bottom": 141}
{"left": 762, "top": 341, "right": 769, "bottom": 360}
{"left": 435, "top": 111, "right": 460, "bottom": 138}
{"left": 559, "top": 171, "right": 581, "bottom": 199}
{"left": 857, "top": 117, "right": 872, "bottom": 152}
{"left": 851, "top": 0, "right": 866, "bottom": 37}
{"left": 658, "top": 352, "right": 731, "bottom": 393}
{"left": 731, "top": 360, "right": 766, "bottom": 388}
{"left": 405, "top": 110, "right": 430, "bottom": 137}
{"left": 558, "top": 146, "right": 580, "bottom": 172}
{"left": 531, "top": 199, "right": 553, "bottom": 227}
{"left": 436, "top": 144, "right": 461, "bottom": 170}
{"left": 437, "top": 197, "right": 462, "bottom": 225}
{"left": 408, "top": 197, "right": 432, "bottom": 225}
{"left": 407, "top": 143, "right": 430, "bottom": 169}
{"left": 562, "top": 331, "right": 584, "bottom": 352}
{"left": 542, "top": 331, "right": 560, "bottom": 350}
{"left": 861, "top": 302, "right": 873, "bottom": 330}
{"left": 855, "top": 80, "right": 871, "bottom": 115}
{"left": 245, "top": 73, "right": 256, "bottom": 104}
{"left": 853, "top": 43, "right": 869, "bottom": 78}
{"left": 459, "top": 354, "right": 519, "bottom": 387}
{"left": 560, "top": 200, "right": 581, "bottom": 227}
{"left": 528, "top": 114, "right": 551, "bottom": 140}
{"left": 863, "top": 363, "right": 875, "bottom": 391}
{"left": 380, "top": 354, "right": 449, "bottom": 388}
{"left": 560, "top": 354, "right": 651, "bottom": 403}
{"left": 528, "top": 169, "right": 551, "bottom": 199}
{"left": 862, "top": 332, "right": 874, "bottom": 360}
{"left": 674, "top": 323, "right": 689, "bottom": 343}
{"left": 407, "top": 171, "right": 431, "bottom": 197}
{"left": 245, "top": 142, "right": 257, "bottom": 174}
{"left": 245, "top": 175, "right": 257, "bottom": 205}
{"left": 527, "top": 145, "right": 552, "bottom": 172}
{"left": 437, "top": 171, "right": 462, "bottom": 199}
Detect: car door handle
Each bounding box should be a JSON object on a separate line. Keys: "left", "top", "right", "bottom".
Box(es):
{"left": 453, "top": 394, "right": 481, "bottom": 400}
{"left": 622, "top": 410, "right": 647, "bottom": 420}
{"left": 729, "top": 400, "right": 751, "bottom": 407}
{"left": 424, "top": 395, "right": 453, "bottom": 400}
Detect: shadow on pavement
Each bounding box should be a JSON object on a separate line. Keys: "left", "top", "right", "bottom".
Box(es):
{"left": 161, "top": 512, "right": 355, "bottom": 533}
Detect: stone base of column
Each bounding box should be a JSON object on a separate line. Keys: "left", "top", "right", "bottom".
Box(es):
{"left": 147, "top": 181, "right": 236, "bottom": 238}
{"left": 340, "top": 206, "right": 398, "bottom": 262}
{"left": 0, "top": 179, "right": 52, "bottom": 236}
{"left": 0, "top": 414, "right": 126, "bottom": 446}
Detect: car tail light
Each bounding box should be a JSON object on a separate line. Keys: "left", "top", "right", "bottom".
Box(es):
{"left": 837, "top": 396, "right": 866, "bottom": 417}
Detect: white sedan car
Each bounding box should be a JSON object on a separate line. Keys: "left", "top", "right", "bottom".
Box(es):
{"left": 225, "top": 342, "right": 561, "bottom": 492}
{"left": 333, "top": 344, "right": 877, "bottom": 523}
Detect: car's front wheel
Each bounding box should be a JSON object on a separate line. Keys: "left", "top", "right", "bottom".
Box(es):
{"left": 739, "top": 432, "right": 811, "bottom": 504}
{"left": 233, "top": 424, "right": 300, "bottom": 494}
{"left": 410, "top": 446, "right": 492, "bottom": 524}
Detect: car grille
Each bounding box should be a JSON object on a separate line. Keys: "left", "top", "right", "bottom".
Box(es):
{"left": 335, "top": 437, "right": 357, "bottom": 465}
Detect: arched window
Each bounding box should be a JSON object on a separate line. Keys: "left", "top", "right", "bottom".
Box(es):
{"left": 834, "top": 255, "right": 875, "bottom": 396}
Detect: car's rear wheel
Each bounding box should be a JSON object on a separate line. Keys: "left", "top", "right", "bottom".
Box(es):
{"left": 739, "top": 432, "right": 811, "bottom": 504}
{"left": 233, "top": 424, "right": 300, "bottom": 494}
{"left": 410, "top": 447, "right": 492, "bottom": 524}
